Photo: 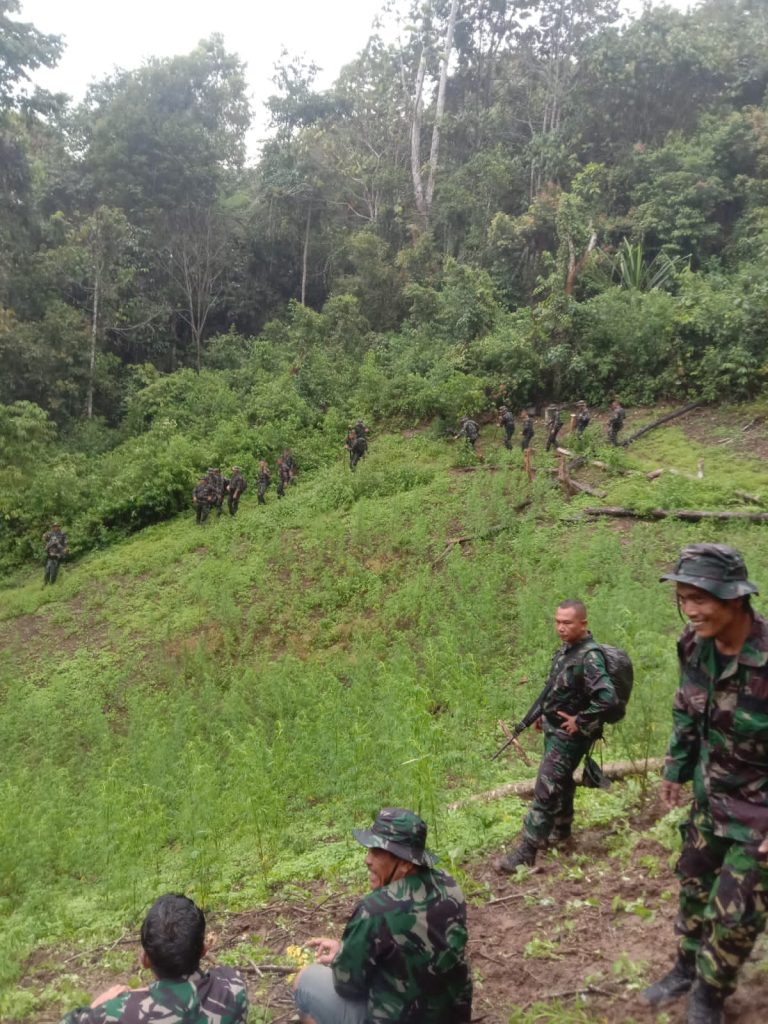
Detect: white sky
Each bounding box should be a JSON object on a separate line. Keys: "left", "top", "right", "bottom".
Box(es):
{"left": 19, "top": 0, "right": 694, "bottom": 153}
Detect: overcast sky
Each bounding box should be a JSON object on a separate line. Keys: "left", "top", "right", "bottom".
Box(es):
{"left": 20, "top": 0, "right": 693, "bottom": 150}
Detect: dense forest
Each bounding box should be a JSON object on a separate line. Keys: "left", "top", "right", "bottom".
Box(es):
{"left": 2, "top": 0, "right": 768, "bottom": 571}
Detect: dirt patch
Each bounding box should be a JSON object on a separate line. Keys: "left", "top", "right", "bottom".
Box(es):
{"left": 23, "top": 802, "right": 768, "bottom": 1023}
{"left": 677, "top": 406, "right": 768, "bottom": 462}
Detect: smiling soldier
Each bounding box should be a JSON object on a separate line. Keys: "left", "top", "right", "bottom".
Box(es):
{"left": 643, "top": 544, "right": 768, "bottom": 1024}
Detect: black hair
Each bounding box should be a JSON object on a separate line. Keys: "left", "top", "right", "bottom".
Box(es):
{"left": 140, "top": 894, "right": 206, "bottom": 979}
{"left": 557, "top": 599, "right": 587, "bottom": 620}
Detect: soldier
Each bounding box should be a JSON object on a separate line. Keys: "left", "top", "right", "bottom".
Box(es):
{"left": 293, "top": 808, "right": 472, "bottom": 1023}
{"left": 457, "top": 416, "right": 479, "bottom": 448}
{"left": 607, "top": 399, "right": 626, "bottom": 445}
{"left": 496, "top": 600, "right": 618, "bottom": 873}
{"left": 208, "top": 468, "right": 227, "bottom": 517}
{"left": 345, "top": 430, "right": 367, "bottom": 471}
{"left": 498, "top": 406, "right": 515, "bottom": 449}
{"left": 192, "top": 478, "right": 213, "bottom": 525}
{"left": 544, "top": 404, "right": 563, "bottom": 451}
{"left": 226, "top": 467, "right": 247, "bottom": 516}
{"left": 276, "top": 458, "right": 291, "bottom": 498}
{"left": 520, "top": 410, "right": 534, "bottom": 451}
{"left": 642, "top": 545, "right": 768, "bottom": 1024}
{"left": 59, "top": 893, "right": 248, "bottom": 1024}
{"left": 283, "top": 448, "right": 297, "bottom": 484}
{"left": 353, "top": 419, "right": 369, "bottom": 440}
{"left": 256, "top": 460, "right": 271, "bottom": 505}
{"left": 43, "top": 523, "right": 69, "bottom": 585}
{"left": 574, "top": 400, "right": 591, "bottom": 437}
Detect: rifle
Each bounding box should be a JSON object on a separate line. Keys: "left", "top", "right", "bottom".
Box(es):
{"left": 491, "top": 678, "right": 554, "bottom": 761}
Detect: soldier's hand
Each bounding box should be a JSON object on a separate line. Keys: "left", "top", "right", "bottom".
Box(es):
{"left": 660, "top": 780, "right": 685, "bottom": 810}
{"left": 556, "top": 711, "right": 579, "bottom": 735}
{"left": 758, "top": 835, "right": 768, "bottom": 857}
{"left": 306, "top": 936, "right": 341, "bottom": 965}
{"left": 90, "top": 984, "right": 134, "bottom": 1007}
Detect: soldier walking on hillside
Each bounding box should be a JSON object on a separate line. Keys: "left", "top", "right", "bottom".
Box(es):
{"left": 457, "top": 416, "right": 479, "bottom": 448}
{"left": 574, "top": 401, "right": 591, "bottom": 437}
{"left": 256, "top": 460, "right": 271, "bottom": 504}
{"left": 282, "top": 448, "right": 297, "bottom": 484}
{"left": 276, "top": 458, "right": 291, "bottom": 498}
{"left": 496, "top": 600, "right": 619, "bottom": 873}
{"left": 607, "top": 399, "right": 626, "bottom": 445}
{"left": 353, "top": 419, "right": 369, "bottom": 441}
{"left": 192, "top": 477, "right": 214, "bottom": 525}
{"left": 643, "top": 545, "right": 768, "bottom": 1024}
{"left": 499, "top": 406, "right": 515, "bottom": 449}
{"left": 520, "top": 410, "right": 534, "bottom": 451}
{"left": 345, "top": 430, "right": 367, "bottom": 471}
{"left": 211, "top": 468, "right": 227, "bottom": 516}
{"left": 43, "top": 523, "right": 68, "bottom": 584}
{"left": 226, "top": 467, "right": 247, "bottom": 516}
{"left": 544, "top": 405, "right": 563, "bottom": 451}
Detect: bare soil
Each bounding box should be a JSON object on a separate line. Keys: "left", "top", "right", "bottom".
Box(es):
{"left": 22, "top": 799, "right": 768, "bottom": 1024}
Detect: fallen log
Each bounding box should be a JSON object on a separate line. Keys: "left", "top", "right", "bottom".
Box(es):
{"left": 433, "top": 500, "right": 532, "bottom": 564}
{"left": 584, "top": 506, "right": 768, "bottom": 523}
{"left": 448, "top": 758, "right": 665, "bottom": 810}
{"left": 620, "top": 401, "right": 703, "bottom": 447}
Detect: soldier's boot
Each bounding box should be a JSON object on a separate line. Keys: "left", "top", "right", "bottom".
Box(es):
{"left": 641, "top": 956, "right": 696, "bottom": 1007}
{"left": 548, "top": 827, "right": 574, "bottom": 851}
{"left": 686, "top": 982, "right": 724, "bottom": 1024}
{"left": 496, "top": 839, "right": 537, "bottom": 874}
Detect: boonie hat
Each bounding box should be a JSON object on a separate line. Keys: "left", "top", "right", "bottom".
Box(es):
{"left": 352, "top": 807, "right": 437, "bottom": 866}
{"left": 660, "top": 543, "right": 758, "bottom": 600}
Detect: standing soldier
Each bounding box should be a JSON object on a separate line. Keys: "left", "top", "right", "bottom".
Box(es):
{"left": 226, "top": 467, "right": 247, "bottom": 516}
{"left": 283, "top": 448, "right": 297, "bottom": 484}
{"left": 211, "top": 468, "right": 227, "bottom": 517}
{"left": 345, "top": 430, "right": 368, "bottom": 471}
{"left": 276, "top": 458, "right": 291, "bottom": 498}
{"left": 520, "top": 410, "right": 534, "bottom": 451}
{"left": 256, "top": 460, "right": 271, "bottom": 504}
{"left": 643, "top": 545, "right": 768, "bottom": 1024}
{"left": 545, "top": 405, "right": 563, "bottom": 451}
{"left": 457, "top": 416, "right": 479, "bottom": 448}
{"left": 574, "top": 401, "right": 591, "bottom": 437}
{"left": 499, "top": 406, "right": 516, "bottom": 449}
{"left": 192, "top": 477, "right": 213, "bottom": 525}
{"left": 607, "top": 399, "right": 626, "bottom": 445}
{"left": 43, "top": 523, "right": 69, "bottom": 585}
{"left": 353, "top": 419, "right": 369, "bottom": 441}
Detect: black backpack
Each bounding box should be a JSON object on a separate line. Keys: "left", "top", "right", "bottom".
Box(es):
{"left": 578, "top": 641, "right": 634, "bottom": 724}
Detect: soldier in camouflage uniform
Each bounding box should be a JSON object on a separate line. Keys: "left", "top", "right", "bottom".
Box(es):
{"left": 544, "top": 404, "right": 563, "bottom": 451}
{"left": 192, "top": 478, "right": 214, "bottom": 525}
{"left": 283, "top": 449, "right": 297, "bottom": 484}
{"left": 206, "top": 468, "right": 226, "bottom": 517}
{"left": 498, "top": 406, "right": 515, "bottom": 449}
{"left": 574, "top": 401, "right": 590, "bottom": 437}
{"left": 607, "top": 399, "right": 625, "bottom": 445}
{"left": 520, "top": 410, "right": 534, "bottom": 451}
{"left": 276, "top": 458, "right": 291, "bottom": 498}
{"left": 59, "top": 894, "right": 248, "bottom": 1024}
{"left": 226, "top": 468, "right": 247, "bottom": 516}
{"left": 456, "top": 417, "right": 479, "bottom": 448}
{"left": 256, "top": 460, "right": 271, "bottom": 504}
{"left": 497, "top": 600, "right": 618, "bottom": 873}
{"left": 43, "top": 523, "right": 69, "bottom": 584}
{"left": 293, "top": 808, "right": 472, "bottom": 1023}
{"left": 642, "top": 545, "right": 768, "bottom": 1024}
{"left": 346, "top": 431, "right": 367, "bottom": 471}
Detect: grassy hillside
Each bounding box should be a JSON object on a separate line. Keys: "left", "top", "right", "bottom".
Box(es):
{"left": 2, "top": 404, "right": 768, "bottom": 1020}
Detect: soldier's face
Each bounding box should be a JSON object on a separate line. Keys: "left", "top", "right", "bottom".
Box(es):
{"left": 555, "top": 608, "right": 588, "bottom": 645}
{"left": 365, "top": 848, "right": 400, "bottom": 889}
{"left": 676, "top": 583, "right": 740, "bottom": 640}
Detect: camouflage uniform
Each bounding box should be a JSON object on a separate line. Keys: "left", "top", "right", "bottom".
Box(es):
{"left": 544, "top": 406, "right": 562, "bottom": 451}
{"left": 607, "top": 403, "right": 625, "bottom": 445}
{"left": 499, "top": 408, "right": 515, "bottom": 449}
{"left": 294, "top": 809, "right": 472, "bottom": 1024}
{"left": 520, "top": 414, "right": 534, "bottom": 451}
{"left": 206, "top": 470, "right": 226, "bottom": 517}
{"left": 60, "top": 967, "right": 248, "bottom": 1024}
{"left": 520, "top": 636, "right": 617, "bottom": 847}
{"left": 257, "top": 464, "right": 271, "bottom": 504}
{"left": 226, "top": 470, "right": 247, "bottom": 516}
{"left": 193, "top": 480, "right": 213, "bottom": 525}
{"left": 283, "top": 450, "right": 297, "bottom": 484}
{"left": 346, "top": 432, "right": 368, "bottom": 471}
{"left": 457, "top": 418, "right": 479, "bottom": 448}
{"left": 354, "top": 420, "right": 369, "bottom": 440}
{"left": 574, "top": 402, "right": 590, "bottom": 437}
{"left": 276, "top": 460, "right": 291, "bottom": 498}
{"left": 43, "top": 528, "right": 68, "bottom": 584}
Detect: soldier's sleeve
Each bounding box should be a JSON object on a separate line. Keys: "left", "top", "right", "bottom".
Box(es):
{"left": 576, "top": 648, "right": 618, "bottom": 736}
{"left": 662, "top": 637, "right": 701, "bottom": 784}
{"left": 331, "top": 903, "right": 379, "bottom": 999}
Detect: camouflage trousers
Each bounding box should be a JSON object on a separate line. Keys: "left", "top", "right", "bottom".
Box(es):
{"left": 503, "top": 426, "right": 514, "bottom": 449}
{"left": 44, "top": 557, "right": 60, "bottom": 584}
{"left": 675, "top": 807, "right": 768, "bottom": 995}
{"left": 522, "top": 729, "right": 592, "bottom": 847}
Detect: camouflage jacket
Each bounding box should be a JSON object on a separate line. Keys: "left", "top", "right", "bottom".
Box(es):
{"left": 499, "top": 410, "right": 515, "bottom": 431}
{"left": 521, "top": 419, "right": 534, "bottom": 440}
{"left": 193, "top": 482, "right": 214, "bottom": 504}
{"left": 208, "top": 475, "right": 226, "bottom": 500}
{"left": 575, "top": 409, "right": 591, "bottom": 430}
{"left": 277, "top": 463, "right": 291, "bottom": 484}
{"left": 44, "top": 530, "right": 68, "bottom": 558}
{"left": 609, "top": 406, "right": 625, "bottom": 429}
{"left": 228, "top": 472, "right": 247, "bottom": 496}
{"left": 458, "top": 420, "right": 478, "bottom": 441}
{"left": 60, "top": 966, "right": 248, "bottom": 1024}
{"left": 541, "top": 634, "right": 618, "bottom": 739}
{"left": 257, "top": 468, "right": 271, "bottom": 486}
{"left": 663, "top": 616, "right": 768, "bottom": 842}
{"left": 332, "top": 867, "right": 472, "bottom": 1023}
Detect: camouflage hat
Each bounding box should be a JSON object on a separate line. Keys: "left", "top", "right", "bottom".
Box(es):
{"left": 352, "top": 807, "right": 437, "bottom": 867}
{"left": 660, "top": 543, "right": 759, "bottom": 600}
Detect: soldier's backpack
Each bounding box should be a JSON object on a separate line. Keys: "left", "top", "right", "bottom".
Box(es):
{"left": 576, "top": 641, "right": 634, "bottom": 725}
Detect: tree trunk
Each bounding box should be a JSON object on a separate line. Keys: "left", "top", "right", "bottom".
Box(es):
{"left": 425, "top": 0, "right": 460, "bottom": 214}
{"left": 301, "top": 203, "right": 312, "bottom": 306}
{"left": 565, "top": 228, "right": 597, "bottom": 295}
{"left": 86, "top": 268, "right": 100, "bottom": 420}
{"left": 620, "top": 401, "right": 703, "bottom": 447}
{"left": 583, "top": 507, "right": 768, "bottom": 523}
{"left": 410, "top": 46, "right": 428, "bottom": 223}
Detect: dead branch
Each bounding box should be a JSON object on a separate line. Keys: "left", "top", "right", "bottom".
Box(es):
{"left": 432, "top": 501, "right": 532, "bottom": 564}
{"left": 519, "top": 984, "right": 616, "bottom": 1010}
{"left": 584, "top": 506, "right": 768, "bottom": 523}
{"left": 735, "top": 489, "right": 763, "bottom": 505}
{"left": 447, "top": 758, "right": 665, "bottom": 810}
{"left": 620, "top": 401, "right": 703, "bottom": 447}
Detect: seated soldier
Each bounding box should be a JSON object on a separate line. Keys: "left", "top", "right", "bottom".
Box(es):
{"left": 293, "top": 808, "right": 472, "bottom": 1024}
{"left": 59, "top": 893, "right": 248, "bottom": 1024}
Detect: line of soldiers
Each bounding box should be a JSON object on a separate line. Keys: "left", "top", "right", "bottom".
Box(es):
{"left": 492, "top": 399, "right": 625, "bottom": 451}
{"left": 192, "top": 451, "right": 297, "bottom": 523}
{"left": 344, "top": 420, "right": 369, "bottom": 471}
